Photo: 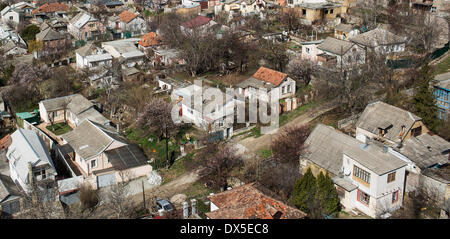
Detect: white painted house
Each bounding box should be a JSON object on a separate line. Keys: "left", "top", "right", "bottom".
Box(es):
{"left": 301, "top": 124, "right": 408, "bottom": 218}
{"left": 236, "top": 66, "right": 296, "bottom": 100}
{"left": 75, "top": 42, "right": 113, "bottom": 69}
{"left": 101, "top": 38, "right": 145, "bottom": 68}
{"left": 316, "top": 37, "right": 365, "bottom": 67}
{"left": 7, "top": 128, "right": 57, "bottom": 193}
{"left": 301, "top": 39, "right": 324, "bottom": 62}
{"left": 174, "top": 82, "right": 238, "bottom": 139}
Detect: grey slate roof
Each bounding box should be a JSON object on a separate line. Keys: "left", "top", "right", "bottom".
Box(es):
{"left": 61, "top": 119, "right": 126, "bottom": 160}
{"left": 335, "top": 23, "right": 353, "bottom": 33}
{"left": 317, "top": 37, "right": 354, "bottom": 55}
{"left": 349, "top": 28, "right": 405, "bottom": 47}
{"left": 356, "top": 101, "right": 421, "bottom": 143}
{"left": 104, "top": 144, "right": 148, "bottom": 170}
{"left": 35, "top": 27, "right": 64, "bottom": 41}
{"left": 332, "top": 176, "right": 357, "bottom": 192}
{"left": 434, "top": 72, "right": 450, "bottom": 90}
{"left": 40, "top": 94, "right": 109, "bottom": 125}
{"left": 304, "top": 124, "right": 407, "bottom": 176}
{"left": 296, "top": 2, "right": 341, "bottom": 9}
{"left": 0, "top": 174, "right": 21, "bottom": 203}
{"left": 7, "top": 128, "right": 54, "bottom": 184}
{"left": 75, "top": 42, "right": 95, "bottom": 57}
{"left": 399, "top": 133, "right": 450, "bottom": 169}
{"left": 70, "top": 12, "right": 96, "bottom": 29}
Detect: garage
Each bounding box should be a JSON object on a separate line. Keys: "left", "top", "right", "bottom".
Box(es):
{"left": 97, "top": 173, "right": 116, "bottom": 188}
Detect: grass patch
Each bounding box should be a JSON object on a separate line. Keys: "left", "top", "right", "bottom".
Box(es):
{"left": 279, "top": 102, "right": 316, "bottom": 126}
{"left": 434, "top": 55, "right": 450, "bottom": 75}
{"left": 46, "top": 122, "right": 72, "bottom": 135}
{"left": 259, "top": 148, "right": 273, "bottom": 158}
{"left": 124, "top": 127, "right": 180, "bottom": 168}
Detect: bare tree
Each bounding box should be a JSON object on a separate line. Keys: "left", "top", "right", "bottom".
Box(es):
{"left": 197, "top": 143, "right": 243, "bottom": 191}
{"left": 271, "top": 124, "right": 310, "bottom": 164}
{"left": 138, "top": 97, "right": 179, "bottom": 167}
{"left": 286, "top": 57, "right": 316, "bottom": 86}
{"left": 103, "top": 170, "right": 135, "bottom": 219}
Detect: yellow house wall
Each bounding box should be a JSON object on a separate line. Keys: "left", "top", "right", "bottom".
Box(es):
{"left": 403, "top": 121, "right": 430, "bottom": 141}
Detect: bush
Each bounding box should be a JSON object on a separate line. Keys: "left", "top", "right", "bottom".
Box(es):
{"left": 79, "top": 183, "right": 98, "bottom": 210}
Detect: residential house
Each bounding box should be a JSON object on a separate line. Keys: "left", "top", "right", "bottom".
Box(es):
{"left": 102, "top": 38, "right": 145, "bottom": 68}
{"left": 215, "top": 0, "right": 267, "bottom": 19}
{"left": 301, "top": 39, "right": 324, "bottom": 62}
{"left": 174, "top": 83, "right": 237, "bottom": 139}
{"left": 355, "top": 101, "right": 429, "bottom": 146}
{"left": 7, "top": 128, "right": 57, "bottom": 193}
{"left": 180, "top": 15, "right": 218, "bottom": 34}
{"left": 169, "top": 3, "right": 201, "bottom": 16}
{"left": 355, "top": 101, "right": 450, "bottom": 214}
{"left": 206, "top": 183, "right": 307, "bottom": 219}
{"left": 86, "top": 0, "right": 124, "bottom": 9}
{"left": 0, "top": 26, "right": 27, "bottom": 56}
{"left": 153, "top": 48, "right": 185, "bottom": 67}
{"left": 0, "top": 174, "right": 23, "bottom": 218}
{"left": 32, "top": 2, "right": 69, "bottom": 20}
{"left": 75, "top": 42, "right": 113, "bottom": 69}
{"left": 334, "top": 23, "right": 359, "bottom": 40}
{"left": 349, "top": 28, "right": 406, "bottom": 59}
{"left": 68, "top": 12, "right": 106, "bottom": 41}
{"left": 138, "top": 32, "right": 161, "bottom": 57}
{"left": 157, "top": 75, "right": 191, "bottom": 93}
{"left": 286, "top": 0, "right": 342, "bottom": 25}
{"left": 300, "top": 124, "right": 408, "bottom": 218}
{"left": 108, "top": 10, "right": 147, "bottom": 38}
{"left": 60, "top": 119, "right": 152, "bottom": 189}
{"left": 1, "top": 6, "right": 21, "bottom": 26}
{"left": 1, "top": 2, "right": 35, "bottom": 27}
{"left": 39, "top": 94, "right": 110, "bottom": 127}
{"left": 34, "top": 27, "right": 70, "bottom": 59}
{"left": 433, "top": 72, "right": 450, "bottom": 120}
{"left": 410, "top": 0, "right": 450, "bottom": 14}
{"left": 316, "top": 37, "right": 365, "bottom": 67}
{"left": 236, "top": 66, "right": 296, "bottom": 100}
{"left": 0, "top": 40, "right": 27, "bottom": 56}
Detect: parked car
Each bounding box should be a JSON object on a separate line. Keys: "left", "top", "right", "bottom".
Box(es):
{"left": 156, "top": 198, "right": 174, "bottom": 212}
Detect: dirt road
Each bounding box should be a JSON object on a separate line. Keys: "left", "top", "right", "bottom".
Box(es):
{"left": 235, "top": 100, "right": 338, "bottom": 153}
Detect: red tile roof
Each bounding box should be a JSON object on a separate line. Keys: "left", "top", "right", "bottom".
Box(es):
{"left": 181, "top": 15, "right": 212, "bottom": 29}
{"left": 252, "top": 66, "right": 287, "bottom": 86}
{"left": 139, "top": 32, "right": 160, "bottom": 47}
{"left": 276, "top": 0, "right": 287, "bottom": 7}
{"left": 32, "top": 3, "right": 69, "bottom": 14}
{"left": 206, "top": 183, "right": 307, "bottom": 219}
{"left": 0, "top": 134, "right": 11, "bottom": 150}
{"left": 118, "top": 10, "right": 137, "bottom": 23}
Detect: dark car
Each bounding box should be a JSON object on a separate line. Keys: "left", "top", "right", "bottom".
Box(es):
{"left": 156, "top": 198, "right": 174, "bottom": 212}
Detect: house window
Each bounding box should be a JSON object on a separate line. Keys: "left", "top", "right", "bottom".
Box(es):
{"left": 392, "top": 190, "right": 399, "bottom": 203}
{"left": 353, "top": 165, "right": 370, "bottom": 184}
{"left": 282, "top": 86, "right": 286, "bottom": 94}
{"left": 330, "top": 9, "right": 334, "bottom": 14}
{"left": 357, "top": 189, "right": 370, "bottom": 205}
{"left": 325, "top": 10, "right": 329, "bottom": 14}
{"left": 34, "top": 169, "right": 46, "bottom": 180}
{"left": 287, "top": 84, "right": 291, "bottom": 93}
{"left": 387, "top": 172, "right": 396, "bottom": 183}
{"left": 9, "top": 16, "right": 13, "bottom": 20}
{"left": 302, "top": 9, "right": 306, "bottom": 15}
{"left": 306, "top": 47, "right": 310, "bottom": 53}
{"left": 91, "top": 160, "right": 97, "bottom": 168}
{"left": 411, "top": 126, "right": 422, "bottom": 137}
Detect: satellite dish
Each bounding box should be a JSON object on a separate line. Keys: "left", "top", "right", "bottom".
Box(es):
{"left": 343, "top": 167, "right": 351, "bottom": 176}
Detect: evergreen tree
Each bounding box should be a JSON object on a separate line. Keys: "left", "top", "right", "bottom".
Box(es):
{"left": 322, "top": 172, "right": 340, "bottom": 216}
{"left": 289, "top": 168, "right": 317, "bottom": 213}
{"left": 413, "top": 63, "right": 439, "bottom": 130}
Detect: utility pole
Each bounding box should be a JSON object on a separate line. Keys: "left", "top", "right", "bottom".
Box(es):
{"left": 142, "top": 180, "right": 146, "bottom": 210}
